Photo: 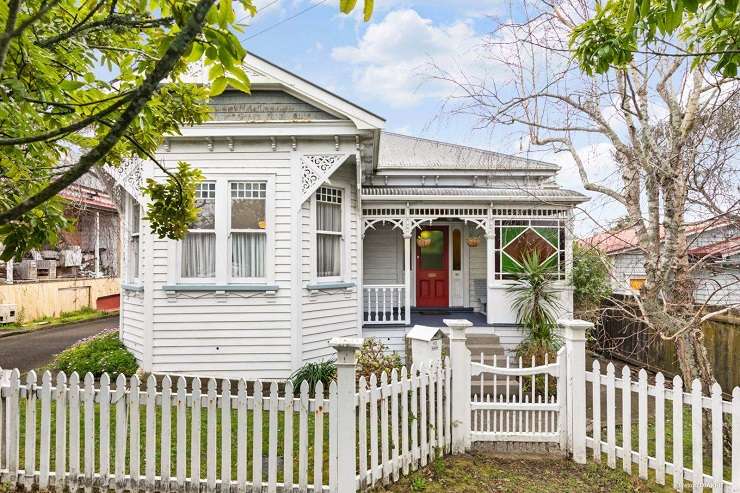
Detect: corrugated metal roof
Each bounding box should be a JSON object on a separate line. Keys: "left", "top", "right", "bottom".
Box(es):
{"left": 377, "top": 132, "right": 559, "bottom": 171}
{"left": 361, "top": 186, "right": 588, "bottom": 202}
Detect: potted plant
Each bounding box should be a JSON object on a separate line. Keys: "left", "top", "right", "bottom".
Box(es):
{"left": 416, "top": 230, "right": 432, "bottom": 247}
{"left": 465, "top": 235, "right": 481, "bottom": 247}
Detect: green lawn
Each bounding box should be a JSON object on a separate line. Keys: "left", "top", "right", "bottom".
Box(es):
{"left": 372, "top": 450, "right": 674, "bottom": 492}
{"left": 1, "top": 307, "right": 115, "bottom": 332}
{"left": 13, "top": 397, "right": 330, "bottom": 484}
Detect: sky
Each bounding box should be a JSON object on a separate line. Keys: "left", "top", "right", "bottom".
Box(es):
{"left": 236, "top": 0, "right": 623, "bottom": 236}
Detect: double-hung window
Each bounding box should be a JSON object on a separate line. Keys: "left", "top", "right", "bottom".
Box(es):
{"left": 128, "top": 198, "right": 140, "bottom": 281}
{"left": 316, "top": 186, "right": 343, "bottom": 279}
{"left": 181, "top": 181, "right": 217, "bottom": 279}
{"left": 230, "top": 181, "right": 267, "bottom": 279}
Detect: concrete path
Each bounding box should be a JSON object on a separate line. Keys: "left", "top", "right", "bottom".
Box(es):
{"left": 0, "top": 316, "right": 119, "bottom": 373}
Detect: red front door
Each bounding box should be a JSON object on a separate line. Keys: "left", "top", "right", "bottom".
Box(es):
{"left": 416, "top": 226, "right": 449, "bottom": 307}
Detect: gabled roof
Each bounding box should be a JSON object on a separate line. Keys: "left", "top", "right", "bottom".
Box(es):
{"left": 377, "top": 132, "right": 559, "bottom": 172}
{"left": 184, "top": 53, "right": 385, "bottom": 130}
{"left": 583, "top": 217, "right": 735, "bottom": 255}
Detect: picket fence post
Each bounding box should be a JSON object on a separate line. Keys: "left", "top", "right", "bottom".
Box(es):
{"left": 559, "top": 319, "right": 590, "bottom": 464}
{"left": 446, "top": 318, "right": 472, "bottom": 454}
{"left": 330, "top": 337, "right": 363, "bottom": 493}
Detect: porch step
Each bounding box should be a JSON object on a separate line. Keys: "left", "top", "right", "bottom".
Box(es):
{"left": 466, "top": 334, "right": 505, "bottom": 359}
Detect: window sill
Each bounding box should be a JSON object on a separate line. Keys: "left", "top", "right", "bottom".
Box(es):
{"left": 122, "top": 283, "right": 145, "bottom": 292}
{"left": 306, "top": 282, "right": 355, "bottom": 291}
{"left": 162, "top": 284, "right": 279, "bottom": 293}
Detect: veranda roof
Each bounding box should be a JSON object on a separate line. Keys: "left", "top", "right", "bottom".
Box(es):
{"left": 361, "top": 186, "right": 588, "bottom": 203}
{"left": 377, "top": 132, "right": 559, "bottom": 172}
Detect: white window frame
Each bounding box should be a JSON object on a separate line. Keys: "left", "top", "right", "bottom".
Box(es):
{"left": 126, "top": 196, "right": 141, "bottom": 283}
{"left": 179, "top": 181, "right": 218, "bottom": 283}
{"left": 176, "top": 175, "right": 275, "bottom": 285}
{"left": 228, "top": 180, "right": 269, "bottom": 284}
{"left": 312, "top": 184, "right": 349, "bottom": 283}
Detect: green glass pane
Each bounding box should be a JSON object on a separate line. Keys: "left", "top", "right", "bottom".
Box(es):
{"left": 501, "top": 252, "right": 523, "bottom": 274}
{"left": 502, "top": 227, "right": 526, "bottom": 246}
{"left": 534, "top": 227, "right": 558, "bottom": 247}
{"left": 541, "top": 252, "right": 557, "bottom": 270}
{"left": 420, "top": 230, "right": 444, "bottom": 269}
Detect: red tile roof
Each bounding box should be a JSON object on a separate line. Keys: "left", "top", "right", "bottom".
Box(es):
{"left": 687, "top": 236, "right": 740, "bottom": 258}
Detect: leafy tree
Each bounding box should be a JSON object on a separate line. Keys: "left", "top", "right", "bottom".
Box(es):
{"left": 572, "top": 243, "right": 612, "bottom": 321}
{"left": 570, "top": 0, "right": 740, "bottom": 76}
{"left": 0, "top": 0, "right": 371, "bottom": 260}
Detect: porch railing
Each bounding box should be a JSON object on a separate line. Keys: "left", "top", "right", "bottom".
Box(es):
{"left": 363, "top": 284, "right": 408, "bottom": 325}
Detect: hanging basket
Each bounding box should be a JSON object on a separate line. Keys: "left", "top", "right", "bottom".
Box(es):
{"left": 466, "top": 237, "right": 481, "bottom": 247}
{"left": 416, "top": 237, "right": 432, "bottom": 248}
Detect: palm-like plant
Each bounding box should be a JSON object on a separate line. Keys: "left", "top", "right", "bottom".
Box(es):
{"left": 507, "top": 251, "right": 563, "bottom": 363}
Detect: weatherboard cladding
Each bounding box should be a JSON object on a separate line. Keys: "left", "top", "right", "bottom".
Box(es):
{"left": 377, "top": 132, "right": 559, "bottom": 171}
{"left": 209, "top": 90, "right": 342, "bottom": 122}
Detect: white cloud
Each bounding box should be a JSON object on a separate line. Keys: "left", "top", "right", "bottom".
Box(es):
{"left": 332, "top": 9, "right": 493, "bottom": 107}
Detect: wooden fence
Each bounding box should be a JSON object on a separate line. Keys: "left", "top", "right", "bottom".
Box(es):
{"left": 586, "top": 360, "right": 740, "bottom": 491}
{"left": 0, "top": 357, "right": 451, "bottom": 492}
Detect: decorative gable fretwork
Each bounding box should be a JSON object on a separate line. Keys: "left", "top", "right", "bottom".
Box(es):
{"left": 103, "top": 157, "right": 144, "bottom": 204}
{"left": 301, "top": 153, "right": 350, "bottom": 203}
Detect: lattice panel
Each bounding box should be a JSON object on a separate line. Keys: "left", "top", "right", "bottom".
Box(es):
{"left": 301, "top": 153, "right": 349, "bottom": 202}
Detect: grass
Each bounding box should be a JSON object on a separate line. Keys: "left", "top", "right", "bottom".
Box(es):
{"left": 13, "top": 396, "right": 330, "bottom": 485}
{"left": 1, "top": 307, "right": 115, "bottom": 331}
{"left": 372, "top": 450, "right": 675, "bottom": 492}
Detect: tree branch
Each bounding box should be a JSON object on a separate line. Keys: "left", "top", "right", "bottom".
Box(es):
{"left": 0, "top": 0, "right": 217, "bottom": 226}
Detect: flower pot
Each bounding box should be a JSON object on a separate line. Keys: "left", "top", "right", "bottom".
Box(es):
{"left": 258, "top": 220, "right": 266, "bottom": 229}
{"left": 466, "top": 237, "right": 481, "bottom": 247}
{"left": 416, "top": 238, "right": 432, "bottom": 248}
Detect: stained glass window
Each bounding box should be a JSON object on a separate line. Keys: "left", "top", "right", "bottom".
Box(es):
{"left": 494, "top": 219, "right": 566, "bottom": 280}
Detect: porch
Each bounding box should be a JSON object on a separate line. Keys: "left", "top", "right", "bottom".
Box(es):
{"left": 360, "top": 206, "right": 573, "bottom": 327}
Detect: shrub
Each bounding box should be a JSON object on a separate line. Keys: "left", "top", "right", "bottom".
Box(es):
{"left": 356, "top": 337, "right": 402, "bottom": 382}
{"left": 289, "top": 360, "right": 336, "bottom": 394}
{"left": 572, "top": 242, "right": 612, "bottom": 321}
{"left": 46, "top": 329, "right": 138, "bottom": 377}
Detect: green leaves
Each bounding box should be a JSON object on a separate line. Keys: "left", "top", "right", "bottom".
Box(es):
{"left": 143, "top": 161, "right": 204, "bottom": 240}
{"left": 571, "top": 0, "right": 740, "bottom": 76}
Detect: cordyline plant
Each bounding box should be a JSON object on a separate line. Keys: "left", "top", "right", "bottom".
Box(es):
{"left": 0, "top": 0, "right": 372, "bottom": 260}
{"left": 507, "top": 252, "right": 563, "bottom": 364}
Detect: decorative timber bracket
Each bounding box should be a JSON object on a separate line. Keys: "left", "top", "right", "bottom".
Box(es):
{"left": 301, "top": 153, "right": 351, "bottom": 203}
{"left": 103, "top": 157, "right": 144, "bottom": 204}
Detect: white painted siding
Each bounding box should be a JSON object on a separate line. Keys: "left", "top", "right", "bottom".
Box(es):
{"left": 120, "top": 292, "right": 144, "bottom": 362}
{"left": 362, "top": 225, "right": 403, "bottom": 285}
{"left": 147, "top": 140, "right": 294, "bottom": 380}
{"left": 301, "top": 162, "right": 362, "bottom": 363}
{"left": 467, "top": 231, "right": 486, "bottom": 312}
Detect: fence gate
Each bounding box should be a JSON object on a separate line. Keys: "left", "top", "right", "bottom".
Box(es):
{"left": 469, "top": 347, "right": 566, "bottom": 444}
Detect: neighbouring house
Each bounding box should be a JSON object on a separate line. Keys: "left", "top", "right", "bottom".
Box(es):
{"left": 0, "top": 172, "right": 121, "bottom": 322}
{"left": 110, "top": 54, "right": 588, "bottom": 380}
{"left": 583, "top": 218, "right": 740, "bottom": 306}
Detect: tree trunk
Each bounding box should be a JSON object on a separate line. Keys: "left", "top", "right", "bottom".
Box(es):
{"left": 675, "top": 328, "right": 715, "bottom": 393}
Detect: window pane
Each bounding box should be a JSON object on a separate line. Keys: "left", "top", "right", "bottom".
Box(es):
{"left": 419, "top": 230, "right": 445, "bottom": 269}
{"left": 317, "top": 234, "right": 340, "bottom": 277}
{"left": 317, "top": 202, "right": 341, "bottom": 232}
{"left": 130, "top": 237, "right": 139, "bottom": 279}
{"left": 232, "top": 232, "right": 265, "bottom": 278}
{"left": 182, "top": 232, "right": 216, "bottom": 277}
{"left": 231, "top": 182, "right": 266, "bottom": 229}
{"left": 131, "top": 204, "right": 140, "bottom": 234}
{"left": 192, "top": 182, "right": 216, "bottom": 230}
{"left": 452, "top": 229, "right": 461, "bottom": 271}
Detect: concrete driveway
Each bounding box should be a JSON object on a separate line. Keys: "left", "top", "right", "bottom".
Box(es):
{"left": 0, "top": 316, "right": 119, "bottom": 374}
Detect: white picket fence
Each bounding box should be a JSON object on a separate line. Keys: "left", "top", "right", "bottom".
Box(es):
{"left": 586, "top": 360, "right": 740, "bottom": 492}
{"left": 0, "top": 356, "right": 451, "bottom": 493}
{"left": 470, "top": 350, "right": 565, "bottom": 444}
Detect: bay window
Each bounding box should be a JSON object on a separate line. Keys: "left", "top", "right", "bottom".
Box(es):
{"left": 181, "top": 181, "right": 216, "bottom": 278}
{"left": 316, "top": 186, "right": 343, "bottom": 279}
{"left": 230, "top": 181, "right": 267, "bottom": 279}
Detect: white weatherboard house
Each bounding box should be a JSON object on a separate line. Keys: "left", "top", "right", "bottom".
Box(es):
{"left": 113, "top": 54, "right": 588, "bottom": 380}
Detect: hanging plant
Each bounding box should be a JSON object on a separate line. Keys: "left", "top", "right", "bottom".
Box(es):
{"left": 466, "top": 235, "right": 481, "bottom": 247}
{"left": 417, "top": 230, "right": 432, "bottom": 247}
{"left": 258, "top": 219, "right": 267, "bottom": 229}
